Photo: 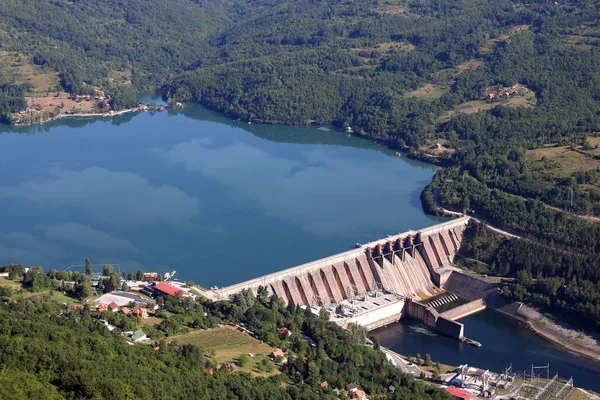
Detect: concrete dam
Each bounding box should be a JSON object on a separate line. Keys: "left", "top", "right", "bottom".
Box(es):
{"left": 214, "top": 217, "right": 469, "bottom": 306}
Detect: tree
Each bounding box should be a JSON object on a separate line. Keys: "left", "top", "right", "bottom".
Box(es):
{"left": 238, "top": 354, "right": 250, "bottom": 367}
{"left": 319, "top": 307, "right": 330, "bottom": 322}
{"left": 185, "top": 280, "right": 195, "bottom": 288}
{"left": 424, "top": 354, "right": 432, "bottom": 366}
{"left": 85, "top": 258, "right": 93, "bottom": 275}
{"left": 103, "top": 264, "right": 114, "bottom": 276}
{"left": 136, "top": 270, "right": 144, "bottom": 281}
{"left": 121, "top": 282, "right": 129, "bottom": 291}
{"left": 75, "top": 281, "right": 93, "bottom": 299}
{"left": 127, "top": 272, "right": 134, "bottom": 281}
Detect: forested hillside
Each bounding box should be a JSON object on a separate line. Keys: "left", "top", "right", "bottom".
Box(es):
{"left": 0, "top": 291, "right": 450, "bottom": 400}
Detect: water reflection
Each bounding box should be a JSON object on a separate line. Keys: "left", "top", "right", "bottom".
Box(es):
{"left": 162, "top": 138, "right": 434, "bottom": 237}
{"left": 0, "top": 167, "right": 200, "bottom": 227}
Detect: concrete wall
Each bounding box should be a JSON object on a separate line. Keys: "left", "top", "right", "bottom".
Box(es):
{"left": 404, "top": 299, "right": 439, "bottom": 328}
{"left": 435, "top": 316, "right": 464, "bottom": 338}
{"left": 440, "top": 298, "right": 486, "bottom": 321}
{"left": 404, "top": 299, "right": 465, "bottom": 339}
{"left": 215, "top": 216, "right": 471, "bottom": 303}
{"left": 347, "top": 299, "right": 405, "bottom": 331}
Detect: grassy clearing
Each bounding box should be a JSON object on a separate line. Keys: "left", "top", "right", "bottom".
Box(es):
{"left": 373, "top": 4, "right": 407, "bottom": 15}
{"left": 169, "top": 326, "right": 279, "bottom": 377}
{"left": 140, "top": 316, "right": 163, "bottom": 327}
{"left": 0, "top": 51, "right": 59, "bottom": 94}
{"left": 456, "top": 59, "right": 483, "bottom": 73}
{"left": 526, "top": 146, "right": 600, "bottom": 176}
{"left": 480, "top": 25, "right": 530, "bottom": 53}
{"left": 438, "top": 87, "right": 536, "bottom": 122}
{"left": 0, "top": 276, "right": 23, "bottom": 291}
{"left": 566, "top": 388, "right": 599, "bottom": 400}
{"left": 169, "top": 326, "right": 275, "bottom": 362}
{"left": 405, "top": 83, "right": 450, "bottom": 100}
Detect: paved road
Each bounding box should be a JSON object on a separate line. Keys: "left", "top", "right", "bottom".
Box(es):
{"left": 432, "top": 188, "right": 521, "bottom": 239}
{"left": 381, "top": 347, "right": 430, "bottom": 377}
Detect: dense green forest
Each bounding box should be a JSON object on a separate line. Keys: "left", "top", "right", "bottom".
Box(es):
{"left": 0, "top": 285, "right": 450, "bottom": 400}
{"left": 457, "top": 221, "right": 600, "bottom": 328}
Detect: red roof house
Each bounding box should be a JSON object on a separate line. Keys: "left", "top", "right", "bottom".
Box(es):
{"left": 97, "top": 304, "right": 108, "bottom": 312}
{"left": 121, "top": 307, "right": 131, "bottom": 315}
{"left": 108, "top": 302, "right": 119, "bottom": 312}
{"left": 132, "top": 307, "right": 148, "bottom": 318}
{"left": 226, "top": 363, "right": 238, "bottom": 372}
{"left": 154, "top": 282, "right": 184, "bottom": 297}
{"left": 446, "top": 387, "right": 472, "bottom": 400}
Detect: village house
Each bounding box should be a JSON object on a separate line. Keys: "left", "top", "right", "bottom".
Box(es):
{"left": 131, "top": 329, "right": 147, "bottom": 342}
{"left": 97, "top": 304, "right": 108, "bottom": 312}
{"left": 346, "top": 383, "right": 358, "bottom": 393}
{"left": 132, "top": 306, "right": 148, "bottom": 318}
{"left": 277, "top": 327, "right": 293, "bottom": 336}
{"left": 226, "top": 363, "right": 238, "bottom": 372}
{"left": 108, "top": 302, "right": 119, "bottom": 312}
{"left": 271, "top": 348, "right": 284, "bottom": 359}
{"left": 320, "top": 381, "right": 329, "bottom": 389}
{"left": 121, "top": 307, "right": 131, "bottom": 315}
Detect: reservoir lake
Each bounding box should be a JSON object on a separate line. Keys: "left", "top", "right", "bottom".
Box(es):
{"left": 0, "top": 103, "right": 441, "bottom": 286}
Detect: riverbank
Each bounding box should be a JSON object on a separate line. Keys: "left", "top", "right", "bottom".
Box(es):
{"left": 494, "top": 302, "right": 600, "bottom": 364}
{"left": 444, "top": 271, "right": 600, "bottom": 365}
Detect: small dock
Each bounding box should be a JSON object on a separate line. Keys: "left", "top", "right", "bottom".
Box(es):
{"left": 460, "top": 336, "right": 482, "bottom": 347}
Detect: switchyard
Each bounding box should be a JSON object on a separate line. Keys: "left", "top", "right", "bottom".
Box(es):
{"left": 444, "top": 363, "right": 576, "bottom": 400}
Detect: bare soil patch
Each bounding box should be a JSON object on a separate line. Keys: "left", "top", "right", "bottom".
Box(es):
{"left": 26, "top": 93, "right": 100, "bottom": 114}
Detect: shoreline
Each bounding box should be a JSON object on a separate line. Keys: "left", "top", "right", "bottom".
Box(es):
{"left": 11, "top": 104, "right": 169, "bottom": 127}
{"left": 491, "top": 303, "right": 600, "bottom": 364}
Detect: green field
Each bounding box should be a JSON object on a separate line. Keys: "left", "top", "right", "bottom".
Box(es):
{"left": 169, "top": 327, "right": 275, "bottom": 361}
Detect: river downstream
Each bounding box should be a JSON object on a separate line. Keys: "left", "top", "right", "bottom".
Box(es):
{"left": 373, "top": 309, "right": 600, "bottom": 392}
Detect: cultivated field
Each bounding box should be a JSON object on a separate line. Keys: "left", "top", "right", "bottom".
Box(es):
{"left": 169, "top": 326, "right": 275, "bottom": 362}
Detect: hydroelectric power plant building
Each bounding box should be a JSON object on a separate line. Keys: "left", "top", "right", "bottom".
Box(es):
{"left": 208, "top": 216, "right": 484, "bottom": 341}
